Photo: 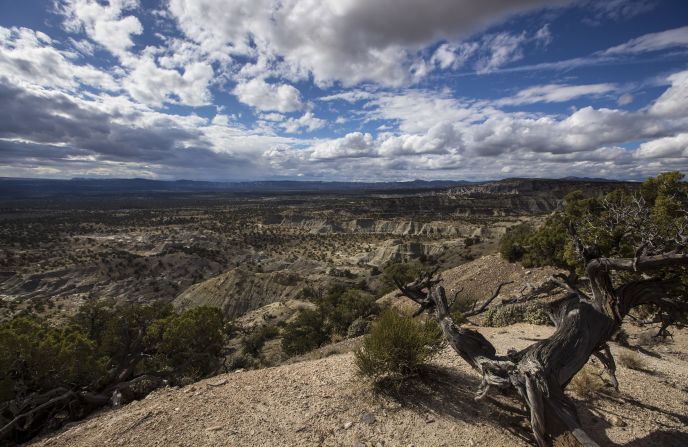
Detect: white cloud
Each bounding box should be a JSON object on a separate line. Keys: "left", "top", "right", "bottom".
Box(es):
{"left": 379, "top": 122, "right": 461, "bottom": 156}
{"left": 311, "top": 132, "right": 375, "bottom": 159}
{"left": 431, "top": 42, "right": 479, "bottom": 70}
{"left": 496, "top": 83, "right": 616, "bottom": 105}
{"left": 474, "top": 25, "right": 553, "bottom": 73}
{"left": 583, "top": 0, "right": 656, "bottom": 24}
{"left": 259, "top": 112, "right": 286, "bottom": 122}
{"left": 428, "top": 25, "right": 554, "bottom": 75}
{"left": 617, "top": 93, "right": 634, "bottom": 105}
{"left": 533, "top": 24, "right": 552, "bottom": 46}
{"left": 319, "top": 90, "right": 376, "bottom": 103}
{"left": 59, "top": 0, "right": 143, "bottom": 59}
{"left": 603, "top": 25, "right": 688, "bottom": 55}
{"left": 635, "top": 133, "right": 688, "bottom": 159}
{"left": 0, "top": 26, "right": 118, "bottom": 91}
{"left": 649, "top": 70, "right": 688, "bottom": 117}
{"left": 4, "top": 3, "right": 688, "bottom": 182}
{"left": 168, "top": 0, "right": 569, "bottom": 86}
{"left": 281, "top": 112, "right": 326, "bottom": 133}
{"left": 233, "top": 78, "right": 304, "bottom": 113}
{"left": 122, "top": 56, "right": 214, "bottom": 107}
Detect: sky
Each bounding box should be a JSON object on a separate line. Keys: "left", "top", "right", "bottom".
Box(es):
{"left": 1, "top": 0, "right": 687, "bottom": 182}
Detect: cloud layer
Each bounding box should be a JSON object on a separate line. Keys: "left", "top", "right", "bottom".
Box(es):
{"left": 1, "top": 0, "right": 688, "bottom": 181}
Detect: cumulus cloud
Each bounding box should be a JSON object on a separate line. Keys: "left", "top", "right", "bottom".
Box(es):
{"left": 0, "top": 75, "right": 297, "bottom": 179}
{"left": 649, "top": 70, "right": 688, "bottom": 117}
{"left": 310, "top": 132, "right": 375, "bottom": 160}
{"left": 123, "top": 56, "right": 214, "bottom": 107}
{"left": 306, "top": 68, "right": 688, "bottom": 169}
{"left": 168, "top": 0, "right": 570, "bottom": 86}
{"left": 233, "top": 78, "right": 304, "bottom": 113}
{"left": 59, "top": 0, "right": 143, "bottom": 58}
{"left": 635, "top": 133, "right": 688, "bottom": 159}
{"left": 0, "top": 26, "right": 117, "bottom": 91}
{"left": 3, "top": 1, "right": 688, "bottom": 181}
{"left": 281, "top": 112, "right": 326, "bottom": 133}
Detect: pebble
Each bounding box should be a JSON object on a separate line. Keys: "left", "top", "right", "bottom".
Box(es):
{"left": 360, "top": 412, "right": 376, "bottom": 425}
{"left": 607, "top": 414, "right": 627, "bottom": 427}
{"left": 344, "top": 421, "right": 353, "bottom": 429}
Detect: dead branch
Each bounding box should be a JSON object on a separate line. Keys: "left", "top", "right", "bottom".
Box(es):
{"left": 394, "top": 246, "right": 688, "bottom": 446}
{"left": 463, "top": 281, "right": 514, "bottom": 317}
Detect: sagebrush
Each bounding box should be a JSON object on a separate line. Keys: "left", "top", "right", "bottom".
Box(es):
{"left": 354, "top": 310, "right": 444, "bottom": 381}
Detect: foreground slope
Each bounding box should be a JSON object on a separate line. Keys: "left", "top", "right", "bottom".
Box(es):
{"left": 29, "top": 325, "right": 688, "bottom": 447}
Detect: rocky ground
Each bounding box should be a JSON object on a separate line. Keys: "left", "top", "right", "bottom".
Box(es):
{"left": 28, "top": 323, "right": 688, "bottom": 447}
{"left": 377, "top": 254, "right": 564, "bottom": 315}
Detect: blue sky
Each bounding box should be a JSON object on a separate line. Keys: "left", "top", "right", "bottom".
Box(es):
{"left": 1, "top": 0, "right": 687, "bottom": 181}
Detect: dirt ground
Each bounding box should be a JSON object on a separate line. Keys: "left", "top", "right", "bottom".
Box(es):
{"left": 29, "top": 323, "right": 688, "bottom": 447}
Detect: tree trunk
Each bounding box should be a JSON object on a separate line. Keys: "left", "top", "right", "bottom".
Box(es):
{"left": 397, "top": 251, "right": 688, "bottom": 446}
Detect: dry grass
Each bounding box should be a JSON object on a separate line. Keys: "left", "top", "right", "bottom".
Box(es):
{"left": 636, "top": 331, "right": 659, "bottom": 347}
{"left": 568, "top": 365, "right": 605, "bottom": 400}
{"left": 619, "top": 350, "right": 647, "bottom": 371}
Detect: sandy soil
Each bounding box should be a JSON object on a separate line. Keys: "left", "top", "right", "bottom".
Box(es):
{"left": 28, "top": 324, "right": 688, "bottom": 447}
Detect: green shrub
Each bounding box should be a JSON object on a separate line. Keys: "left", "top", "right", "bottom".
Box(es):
{"left": 482, "top": 302, "right": 551, "bottom": 327}
{"left": 227, "top": 352, "right": 255, "bottom": 371}
{"left": 320, "top": 288, "right": 378, "bottom": 335}
{"left": 346, "top": 317, "right": 370, "bottom": 338}
{"left": 148, "top": 306, "right": 225, "bottom": 379}
{"left": 355, "top": 310, "right": 444, "bottom": 381}
{"left": 380, "top": 260, "right": 424, "bottom": 294}
{"left": 450, "top": 311, "right": 467, "bottom": 325}
{"left": 241, "top": 324, "right": 279, "bottom": 357}
{"left": 0, "top": 317, "right": 106, "bottom": 402}
{"left": 281, "top": 309, "right": 329, "bottom": 356}
{"left": 499, "top": 223, "right": 532, "bottom": 262}
{"left": 1, "top": 303, "right": 227, "bottom": 408}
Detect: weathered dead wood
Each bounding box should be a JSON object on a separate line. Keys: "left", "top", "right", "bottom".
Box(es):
{"left": 0, "top": 374, "right": 166, "bottom": 443}
{"left": 395, "top": 249, "right": 688, "bottom": 447}
{"left": 463, "top": 281, "right": 514, "bottom": 317}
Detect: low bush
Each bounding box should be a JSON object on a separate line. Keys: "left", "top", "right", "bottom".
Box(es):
{"left": 499, "top": 223, "right": 532, "bottom": 262}
{"left": 568, "top": 365, "right": 605, "bottom": 400}
{"left": 0, "top": 302, "right": 227, "bottom": 444}
{"left": 320, "top": 287, "right": 378, "bottom": 335}
{"left": 281, "top": 309, "right": 329, "bottom": 356}
{"left": 346, "top": 316, "right": 370, "bottom": 338}
{"left": 482, "top": 301, "right": 551, "bottom": 327}
{"left": 242, "top": 324, "right": 280, "bottom": 357}
{"left": 618, "top": 350, "right": 646, "bottom": 371}
{"left": 354, "top": 310, "right": 444, "bottom": 382}
{"left": 379, "top": 260, "right": 425, "bottom": 294}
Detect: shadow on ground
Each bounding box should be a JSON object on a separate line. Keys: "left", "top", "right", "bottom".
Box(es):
{"left": 621, "top": 430, "right": 688, "bottom": 447}
{"left": 372, "top": 365, "right": 687, "bottom": 447}
{"left": 373, "top": 365, "right": 534, "bottom": 444}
